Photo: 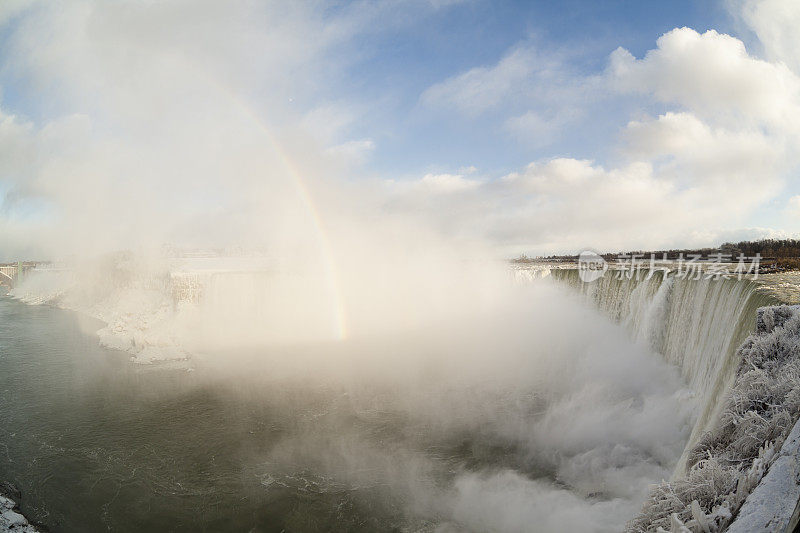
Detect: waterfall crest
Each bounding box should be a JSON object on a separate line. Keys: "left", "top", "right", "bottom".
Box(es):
{"left": 549, "top": 269, "right": 780, "bottom": 472}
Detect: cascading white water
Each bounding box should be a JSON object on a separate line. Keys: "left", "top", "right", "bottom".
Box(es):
{"left": 548, "top": 268, "right": 779, "bottom": 473}
{"left": 194, "top": 270, "right": 337, "bottom": 345}
{"left": 511, "top": 266, "right": 551, "bottom": 283}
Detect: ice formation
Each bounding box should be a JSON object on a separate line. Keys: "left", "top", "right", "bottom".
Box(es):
{"left": 0, "top": 485, "right": 39, "bottom": 533}
{"left": 10, "top": 256, "right": 188, "bottom": 363}
{"left": 627, "top": 305, "right": 800, "bottom": 532}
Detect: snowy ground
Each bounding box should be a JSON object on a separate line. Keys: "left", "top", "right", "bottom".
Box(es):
{"left": 0, "top": 494, "right": 38, "bottom": 533}
{"left": 9, "top": 258, "right": 206, "bottom": 364}
{"left": 8, "top": 255, "right": 332, "bottom": 364}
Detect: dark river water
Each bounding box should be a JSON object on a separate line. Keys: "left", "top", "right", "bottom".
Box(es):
{"left": 0, "top": 297, "right": 438, "bottom": 532}
{"left": 0, "top": 289, "right": 693, "bottom": 533}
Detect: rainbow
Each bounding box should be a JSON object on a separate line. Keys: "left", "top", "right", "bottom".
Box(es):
{"left": 200, "top": 76, "right": 349, "bottom": 341}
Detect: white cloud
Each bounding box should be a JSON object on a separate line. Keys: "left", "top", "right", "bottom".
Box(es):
{"left": 2, "top": 0, "right": 800, "bottom": 259}
{"left": 622, "top": 111, "right": 785, "bottom": 194}
{"left": 608, "top": 27, "right": 800, "bottom": 131}
{"left": 391, "top": 173, "right": 481, "bottom": 195}
{"left": 418, "top": 173, "right": 481, "bottom": 193}
{"left": 421, "top": 47, "right": 538, "bottom": 115}
{"left": 391, "top": 12, "right": 800, "bottom": 255}
{"left": 712, "top": 226, "right": 799, "bottom": 242}
{"left": 419, "top": 42, "right": 602, "bottom": 151}
{"left": 737, "top": 0, "right": 800, "bottom": 74}
{"left": 420, "top": 43, "right": 595, "bottom": 118}
{"left": 385, "top": 151, "right": 788, "bottom": 255}
{"left": 786, "top": 195, "right": 800, "bottom": 218}
{"left": 325, "top": 138, "right": 375, "bottom": 163}
{"left": 0, "top": 0, "right": 33, "bottom": 26}
{"left": 427, "top": 0, "right": 470, "bottom": 8}
{"left": 302, "top": 104, "right": 360, "bottom": 144}
{"left": 0, "top": 0, "right": 382, "bottom": 259}
{"left": 504, "top": 110, "right": 578, "bottom": 147}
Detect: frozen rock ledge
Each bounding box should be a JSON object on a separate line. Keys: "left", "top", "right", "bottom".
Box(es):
{"left": 727, "top": 305, "right": 800, "bottom": 532}
{"left": 726, "top": 392, "right": 800, "bottom": 533}
{"left": 0, "top": 489, "right": 39, "bottom": 533}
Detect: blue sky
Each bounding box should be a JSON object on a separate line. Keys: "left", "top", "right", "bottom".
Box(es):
{"left": 0, "top": 0, "right": 798, "bottom": 258}
{"left": 312, "top": 0, "right": 735, "bottom": 176}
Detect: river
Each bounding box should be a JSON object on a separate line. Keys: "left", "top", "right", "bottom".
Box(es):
{"left": 0, "top": 283, "right": 696, "bottom": 533}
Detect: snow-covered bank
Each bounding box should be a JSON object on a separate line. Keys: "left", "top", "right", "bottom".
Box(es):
{"left": 10, "top": 258, "right": 189, "bottom": 364}
{"left": 7, "top": 253, "right": 352, "bottom": 363}
{"left": 0, "top": 487, "right": 39, "bottom": 533}
{"left": 726, "top": 414, "right": 800, "bottom": 533}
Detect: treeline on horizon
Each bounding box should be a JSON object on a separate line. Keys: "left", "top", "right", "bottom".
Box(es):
{"left": 514, "top": 238, "right": 800, "bottom": 270}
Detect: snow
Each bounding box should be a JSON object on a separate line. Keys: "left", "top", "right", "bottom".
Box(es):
{"left": 9, "top": 257, "right": 191, "bottom": 364}
{"left": 726, "top": 414, "right": 800, "bottom": 532}
{"left": 0, "top": 494, "right": 38, "bottom": 533}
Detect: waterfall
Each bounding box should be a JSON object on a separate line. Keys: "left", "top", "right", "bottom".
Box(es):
{"left": 511, "top": 265, "right": 551, "bottom": 283}
{"left": 548, "top": 268, "right": 780, "bottom": 473}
